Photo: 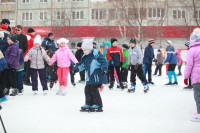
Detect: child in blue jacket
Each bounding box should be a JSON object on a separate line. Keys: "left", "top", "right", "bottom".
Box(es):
{"left": 73, "top": 39, "right": 108, "bottom": 112}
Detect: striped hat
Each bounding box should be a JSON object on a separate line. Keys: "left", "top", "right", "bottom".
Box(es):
{"left": 185, "top": 41, "right": 190, "bottom": 47}
{"left": 149, "top": 39, "right": 155, "bottom": 44}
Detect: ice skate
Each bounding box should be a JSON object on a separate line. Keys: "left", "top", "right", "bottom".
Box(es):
{"left": 123, "top": 82, "right": 128, "bottom": 88}
{"left": 148, "top": 81, "right": 154, "bottom": 85}
{"left": 0, "top": 96, "right": 7, "bottom": 103}
{"left": 80, "top": 104, "right": 90, "bottom": 112}
{"left": 56, "top": 86, "right": 63, "bottom": 95}
{"left": 34, "top": 91, "right": 38, "bottom": 95}
{"left": 165, "top": 82, "right": 172, "bottom": 85}
{"left": 120, "top": 82, "right": 125, "bottom": 90}
{"left": 18, "top": 89, "right": 23, "bottom": 95}
{"left": 90, "top": 104, "right": 103, "bottom": 112}
{"left": 183, "top": 85, "right": 193, "bottom": 89}
{"left": 117, "top": 83, "right": 120, "bottom": 88}
{"left": 172, "top": 81, "right": 178, "bottom": 85}
{"left": 50, "top": 82, "right": 54, "bottom": 89}
{"left": 61, "top": 87, "right": 67, "bottom": 96}
{"left": 191, "top": 113, "right": 200, "bottom": 122}
{"left": 72, "top": 82, "right": 76, "bottom": 86}
{"left": 10, "top": 89, "right": 18, "bottom": 96}
{"left": 78, "top": 80, "right": 85, "bottom": 83}
{"left": 43, "top": 90, "right": 48, "bottom": 95}
{"left": 128, "top": 85, "right": 135, "bottom": 93}
{"left": 143, "top": 84, "right": 149, "bottom": 93}
{"left": 109, "top": 81, "right": 114, "bottom": 89}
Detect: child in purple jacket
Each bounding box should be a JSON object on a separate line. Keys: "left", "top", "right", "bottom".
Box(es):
{"left": 4, "top": 34, "right": 20, "bottom": 96}
{"left": 184, "top": 28, "right": 200, "bottom": 122}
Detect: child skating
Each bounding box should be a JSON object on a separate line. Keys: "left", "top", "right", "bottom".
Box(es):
{"left": 25, "top": 35, "right": 50, "bottom": 95}
{"left": 127, "top": 38, "right": 149, "bottom": 93}
{"left": 73, "top": 39, "right": 108, "bottom": 112}
{"left": 49, "top": 38, "right": 78, "bottom": 95}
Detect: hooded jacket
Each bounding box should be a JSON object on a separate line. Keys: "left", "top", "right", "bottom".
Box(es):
{"left": 50, "top": 45, "right": 78, "bottom": 68}
{"left": 5, "top": 42, "right": 20, "bottom": 69}
{"left": 184, "top": 42, "right": 200, "bottom": 84}
{"left": 122, "top": 49, "right": 129, "bottom": 69}
{"left": 128, "top": 45, "right": 143, "bottom": 65}
{"left": 0, "top": 50, "right": 8, "bottom": 71}
{"left": 0, "top": 27, "right": 10, "bottom": 53}
{"left": 164, "top": 45, "right": 177, "bottom": 64}
{"left": 42, "top": 37, "right": 56, "bottom": 52}
{"left": 143, "top": 44, "right": 154, "bottom": 64}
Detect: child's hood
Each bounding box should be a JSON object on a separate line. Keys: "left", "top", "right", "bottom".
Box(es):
{"left": 103, "top": 41, "right": 111, "bottom": 49}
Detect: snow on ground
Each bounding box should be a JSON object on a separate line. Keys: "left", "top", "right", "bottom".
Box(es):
{"left": 0, "top": 65, "right": 200, "bottom": 133}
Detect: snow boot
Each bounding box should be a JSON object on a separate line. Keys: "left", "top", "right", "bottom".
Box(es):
{"left": 80, "top": 104, "right": 90, "bottom": 112}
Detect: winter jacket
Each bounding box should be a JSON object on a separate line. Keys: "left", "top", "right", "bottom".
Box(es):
{"left": 156, "top": 53, "right": 163, "bottom": 65}
{"left": 17, "top": 34, "right": 28, "bottom": 54}
{"left": 0, "top": 28, "right": 9, "bottom": 53}
{"left": 25, "top": 47, "right": 50, "bottom": 69}
{"left": 143, "top": 44, "right": 154, "bottom": 64}
{"left": 0, "top": 50, "right": 8, "bottom": 71}
{"left": 5, "top": 43, "right": 20, "bottom": 69}
{"left": 128, "top": 45, "right": 143, "bottom": 65}
{"left": 74, "top": 49, "right": 108, "bottom": 85}
{"left": 24, "top": 33, "right": 34, "bottom": 57}
{"left": 106, "top": 46, "right": 124, "bottom": 66}
{"left": 164, "top": 46, "right": 177, "bottom": 64}
{"left": 50, "top": 45, "right": 78, "bottom": 68}
{"left": 184, "top": 42, "right": 200, "bottom": 84}
{"left": 176, "top": 53, "right": 183, "bottom": 65}
{"left": 42, "top": 37, "right": 56, "bottom": 52}
{"left": 18, "top": 49, "right": 24, "bottom": 71}
{"left": 122, "top": 49, "right": 129, "bottom": 69}
{"left": 75, "top": 49, "right": 84, "bottom": 62}
{"left": 103, "top": 41, "right": 111, "bottom": 64}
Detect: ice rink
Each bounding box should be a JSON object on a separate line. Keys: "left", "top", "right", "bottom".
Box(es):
{"left": 0, "top": 65, "right": 200, "bottom": 133}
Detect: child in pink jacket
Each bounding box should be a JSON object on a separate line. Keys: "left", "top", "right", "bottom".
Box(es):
{"left": 49, "top": 38, "right": 78, "bottom": 95}
{"left": 184, "top": 28, "right": 200, "bottom": 122}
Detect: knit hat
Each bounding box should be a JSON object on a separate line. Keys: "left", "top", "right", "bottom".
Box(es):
{"left": 27, "top": 28, "right": 35, "bottom": 33}
{"left": 185, "top": 41, "right": 190, "bottom": 47}
{"left": 48, "top": 32, "right": 54, "bottom": 37}
{"left": 190, "top": 28, "right": 200, "bottom": 43}
{"left": 34, "top": 35, "right": 42, "bottom": 45}
{"left": 57, "top": 38, "right": 69, "bottom": 44}
{"left": 149, "top": 39, "right": 155, "bottom": 44}
{"left": 82, "top": 39, "right": 93, "bottom": 51}
{"left": 166, "top": 40, "right": 172, "bottom": 45}
{"left": 130, "top": 38, "right": 136, "bottom": 44}
{"left": 122, "top": 44, "right": 129, "bottom": 49}
{"left": 77, "top": 42, "right": 82, "bottom": 47}
{"left": 157, "top": 49, "right": 161, "bottom": 52}
{"left": 1, "top": 19, "right": 10, "bottom": 25}
{"left": 111, "top": 38, "right": 117, "bottom": 44}
{"left": 7, "top": 34, "right": 18, "bottom": 43}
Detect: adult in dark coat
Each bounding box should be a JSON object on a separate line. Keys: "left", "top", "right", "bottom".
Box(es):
{"left": 42, "top": 32, "right": 56, "bottom": 52}
{"left": 143, "top": 39, "right": 155, "bottom": 84}
{"left": 15, "top": 25, "right": 28, "bottom": 53}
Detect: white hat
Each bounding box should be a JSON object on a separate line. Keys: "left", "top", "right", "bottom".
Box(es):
{"left": 190, "top": 28, "right": 200, "bottom": 43}
{"left": 81, "top": 39, "right": 93, "bottom": 50}
{"left": 166, "top": 40, "right": 172, "bottom": 45}
{"left": 57, "top": 38, "right": 69, "bottom": 44}
{"left": 34, "top": 35, "right": 42, "bottom": 45}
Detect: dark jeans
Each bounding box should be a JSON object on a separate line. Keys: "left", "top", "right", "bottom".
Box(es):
{"left": 85, "top": 84, "right": 102, "bottom": 108}
{"left": 31, "top": 68, "right": 48, "bottom": 91}
{"left": 80, "top": 70, "right": 85, "bottom": 81}
{"left": 131, "top": 65, "right": 147, "bottom": 85}
{"left": 121, "top": 68, "right": 128, "bottom": 82}
{"left": 143, "top": 63, "right": 152, "bottom": 82}
{"left": 17, "top": 71, "right": 23, "bottom": 91}
{"left": 109, "top": 66, "right": 121, "bottom": 83}
{"left": 70, "top": 71, "right": 75, "bottom": 83}
{"left": 0, "top": 72, "right": 5, "bottom": 98}
{"left": 24, "top": 60, "right": 31, "bottom": 83}
{"left": 154, "top": 64, "right": 163, "bottom": 75}
{"left": 4, "top": 68, "right": 17, "bottom": 89}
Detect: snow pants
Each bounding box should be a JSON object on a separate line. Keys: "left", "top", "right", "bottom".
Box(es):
{"left": 131, "top": 65, "right": 147, "bottom": 85}
{"left": 85, "top": 84, "right": 102, "bottom": 108}
{"left": 57, "top": 67, "right": 69, "bottom": 87}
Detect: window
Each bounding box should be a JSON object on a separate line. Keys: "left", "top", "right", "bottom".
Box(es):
{"left": 128, "top": 8, "right": 139, "bottom": 19}
{"left": 40, "top": 12, "right": 47, "bottom": 20}
{"left": 22, "top": 13, "right": 32, "bottom": 21}
{"left": 72, "top": 11, "right": 84, "bottom": 20}
{"left": 57, "top": 11, "right": 65, "bottom": 20}
{"left": 22, "top": 0, "right": 30, "bottom": 3}
{"left": 57, "top": 0, "right": 64, "bottom": 2}
{"left": 91, "top": 9, "right": 106, "bottom": 20}
{"left": 72, "top": 0, "right": 84, "bottom": 1}
{"left": 149, "top": 8, "right": 165, "bottom": 18}
{"left": 194, "top": 10, "right": 200, "bottom": 19}
{"left": 40, "top": 0, "right": 47, "bottom": 2}
{"left": 1, "top": 0, "right": 15, "bottom": 3}
{"left": 173, "top": 10, "right": 185, "bottom": 19}
{"left": 1, "top": 11, "right": 15, "bottom": 20}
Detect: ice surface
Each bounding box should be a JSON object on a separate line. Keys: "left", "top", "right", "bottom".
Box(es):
{"left": 0, "top": 65, "right": 200, "bottom": 133}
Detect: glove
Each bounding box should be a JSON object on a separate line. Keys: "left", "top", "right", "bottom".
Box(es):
{"left": 134, "top": 63, "right": 139, "bottom": 71}
{"left": 101, "top": 70, "right": 107, "bottom": 76}
{"left": 128, "top": 65, "right": 131, "bottom": 71}
{"left": 120, "top": 62, "right": 123, "bottom": 67}
{"left": 71, "top": 69, "right": 78, "bottom": 75}
{"left": 184, "top": 79, "right": 188, "bottom": 85}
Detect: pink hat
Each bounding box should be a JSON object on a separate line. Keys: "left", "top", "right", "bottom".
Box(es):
{"left": 57, "top": 38, "right": 69, "bottom": 44}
